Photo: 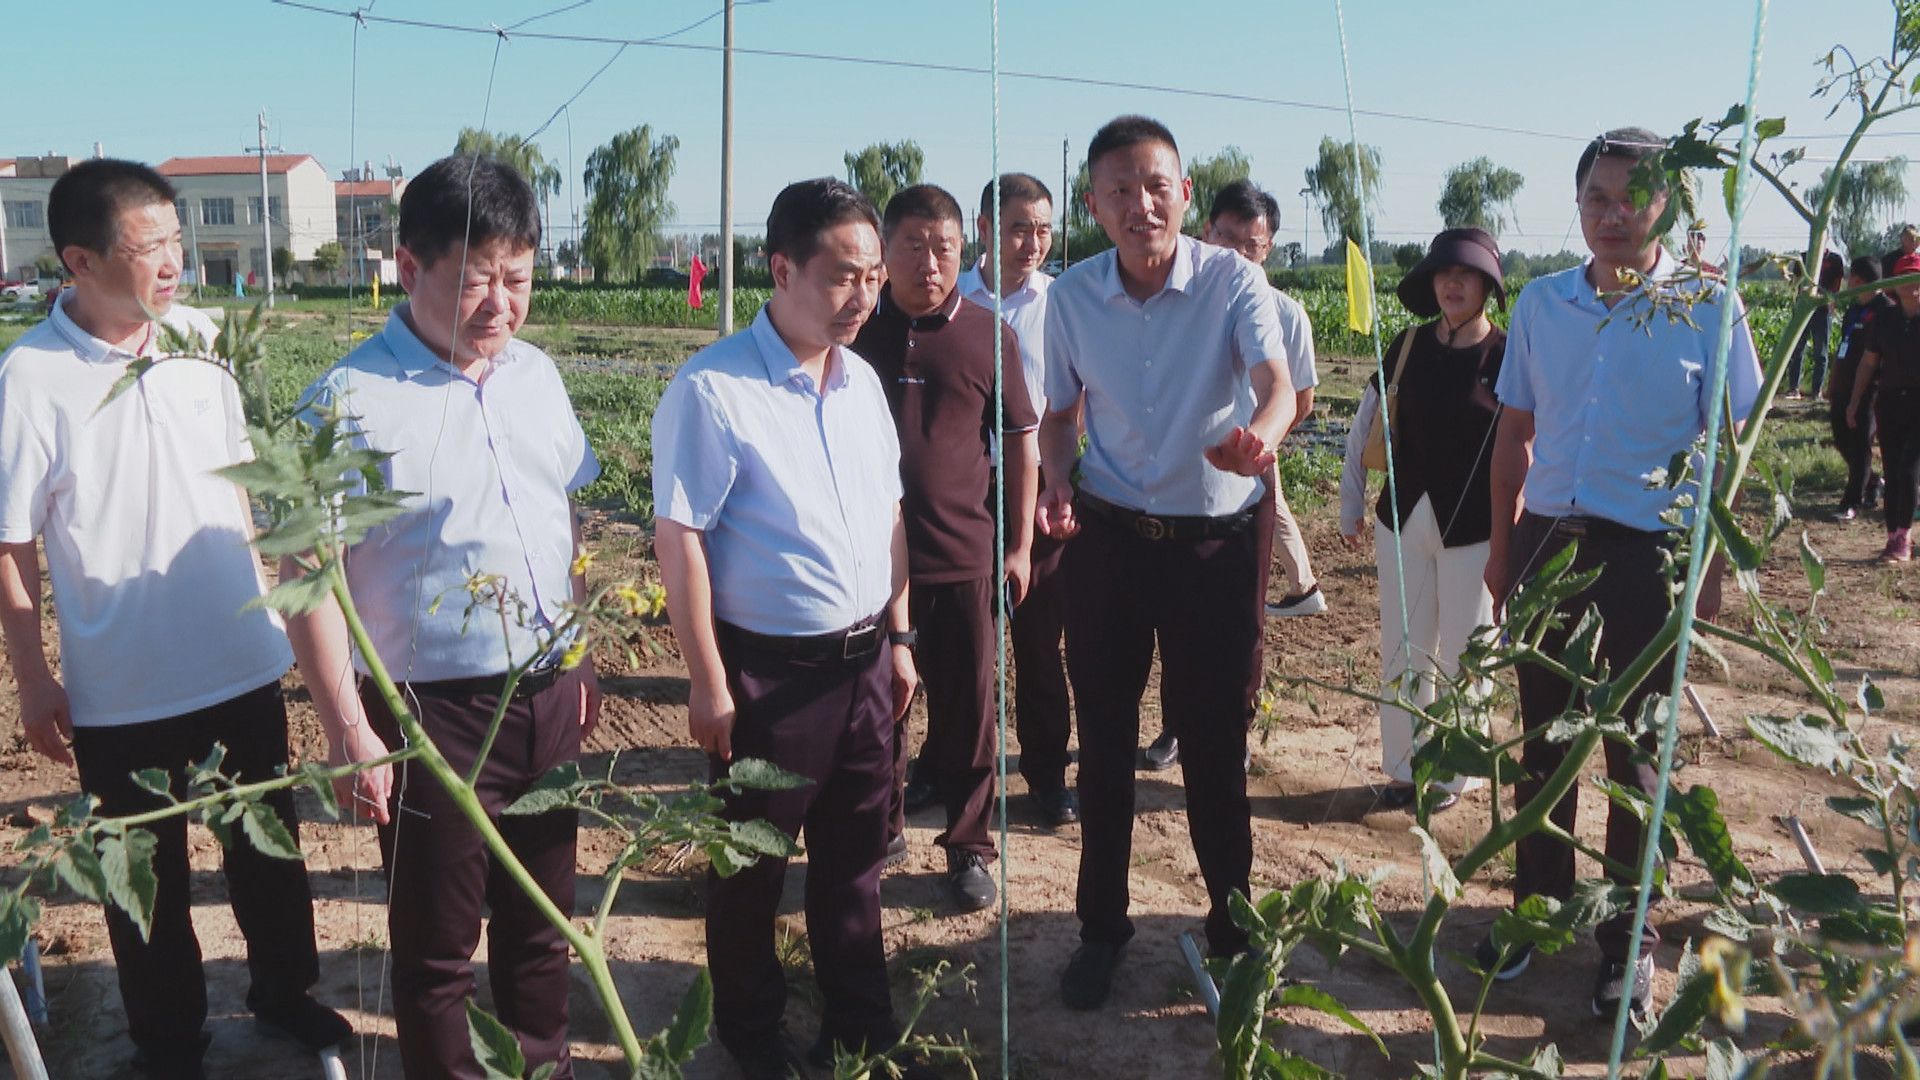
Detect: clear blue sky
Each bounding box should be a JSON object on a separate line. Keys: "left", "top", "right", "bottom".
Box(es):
{"left": 4, "top": 0, "right": 1911, "bottom": 256}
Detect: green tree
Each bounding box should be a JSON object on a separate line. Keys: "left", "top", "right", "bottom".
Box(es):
{"left": 581, "top": 124, "right": 681, "bottom": 283}
{"left": 842, "top": 140, "right": 924, "bottom": 213}
{"left": 452, "top": 128, "right": 562, "bottom": 201}
{"left": 1810, "top": 157, "right": 1909, "bottom": 257}
{"left": 1183, "top": 146, "right": 1253, "bottom": 234}
{"left": 1436, "top": 157, "right": 1527, "bottom": 237}
{"left": 310, "top": 241, "right": 343, "bottom": 281}
{"left": 1303, "top": 136, "right": 1384, "bottom": 247}
{"left": 272, "top": 246, "right": 295, "bottom": 283}
{"left": 1065, "top": 158, "right": 1114, "bottom": 262}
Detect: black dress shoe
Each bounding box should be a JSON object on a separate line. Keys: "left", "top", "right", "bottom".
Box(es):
{"left": 253, "top": 994, "right": 352, "bottom": 1051}
{"left": 726, "top": 1027, "right": 808, "bottom": 1080}
{"left": 1030, "top": 783, "right": 1080, "bottom": 827}
{"left": 1060, "top": 941, "right": 1123, "bottom": 1010}
{"left": 1140, "top": 731, "right": 1179, "bottom": 771}
{"left": 130, "top": 1034, "right": 212, "bottom": 1080}
{"left": 945, "top": 848, "right": 997, "bottom": 912}
{"left": 902, "top": 758, "right": 940, "bottom": 814}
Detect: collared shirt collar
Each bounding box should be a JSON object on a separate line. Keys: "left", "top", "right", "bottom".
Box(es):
{"left": 961, "top": 260, "right": 1046, "bottom": 303}
{"left": 1099, "top": 233, "right": 1197, "bottom": 303}
{"left": 1558, "top": 246, "right": 1683, "bottom": 307}
{"left": 381, "top": 302, "right": 520, "bottom": 381}
{"left": 877, "top": 281, "right": 964, "bottom": 328}
{"left": 749, "top": 304, "right": 850, "bottom": 391}
{"left": 48, "top": 289, "right": 158, "bottom": 364}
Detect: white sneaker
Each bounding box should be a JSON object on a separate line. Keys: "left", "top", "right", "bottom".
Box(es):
{"left": 1266, "top": 585, "right": 1327, "bottom": 617}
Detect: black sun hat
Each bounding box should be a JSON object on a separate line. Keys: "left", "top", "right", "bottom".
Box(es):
{"left": 1395, "top": 227, "right": 1506, "bottom": 319}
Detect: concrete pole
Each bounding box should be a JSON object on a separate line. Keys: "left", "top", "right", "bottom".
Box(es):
{"left": 253, "top": 110, "right": 277, "bottom": 308}
{"left": 1060, "top": 137, "right": 1068, "bottom": 267}
{"left": 719, "top": 0, "right": 736, "bottom": 335}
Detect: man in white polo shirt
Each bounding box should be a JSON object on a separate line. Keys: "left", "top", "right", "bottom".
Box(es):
{"left": 0, "top": 159, "right": 350, "bottom": 1079}
{"left": 1040, "top": 117, "right": 1295, "bottom": 1009}
{"left": 952, "top": 172, "right": 1081, "bottom": 830}
{"left": 285, "top": 154, "right": 600, "bottom": 1078}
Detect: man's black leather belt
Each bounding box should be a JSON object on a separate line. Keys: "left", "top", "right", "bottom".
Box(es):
{"left": 1077, "top": 491, "right": 1254, "bottom": 541}
{"left": 408, "top": 663, "right": 564, "bottom": 700}
{"left": 721, "top": 616, "right": 885, "bottom": 661}
{"left": 1546, "top": 514, "right": 1665, "bottom": 542}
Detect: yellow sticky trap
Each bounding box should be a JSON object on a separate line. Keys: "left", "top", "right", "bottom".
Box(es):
{"left": 1345, "top": 239, "right": 1374, "bottom": 335}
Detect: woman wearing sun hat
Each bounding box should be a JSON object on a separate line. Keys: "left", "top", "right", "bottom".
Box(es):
{"left": 1339, "top": 227, "right": 1508, "bottom": 811}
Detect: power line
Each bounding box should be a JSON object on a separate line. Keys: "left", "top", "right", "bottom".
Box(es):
{"left": 271, "top": 0, "right": 1591, "bottom": 144}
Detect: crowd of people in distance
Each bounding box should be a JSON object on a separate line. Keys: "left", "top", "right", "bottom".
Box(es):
{"left": 1, "top": 111, "right": 1915, "bottom": 1080}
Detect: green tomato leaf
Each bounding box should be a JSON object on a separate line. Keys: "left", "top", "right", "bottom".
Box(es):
{"left": 465, "top": 1000, "right": 527, "bottom": 1080}
{"left": 1411, "top": 826, "right": 1461, "bottom": 902}
{"left": 662, "top": 969, "right": 712, "bottom": 1063}
{"left": 1767, "top": 873, "right": 1862, "bottom": 914}
{"left": 98, "top": 828, "right": 160, "bottom": 941}
{"left": 725, "top": 758, "right": 810, "bottom": 793}
{"left": 1744, "top": 714, "right": 1849, "bottom": 773}
{"left": 1275, "top": 983, "right": 1385, "bottom": 1056}
{"left": 239, "top": 802, "right": 304, "bottom": 861}
{"left": 503, "top": 762, "right": 587, "bottom": 816}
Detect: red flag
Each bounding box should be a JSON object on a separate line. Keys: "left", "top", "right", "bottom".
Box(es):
{"left": 688, "top": 254, "right": 708, "bottom": 309}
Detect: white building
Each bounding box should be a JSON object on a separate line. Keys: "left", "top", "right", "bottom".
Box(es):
{"left": 0, "top": 152, "right": 341, "bottom": 288}
{"left": 159, "top": 154, "right": 337, "bottom": 288}
{"left": 336, "top": 166, "right": 407, "bottom": 287}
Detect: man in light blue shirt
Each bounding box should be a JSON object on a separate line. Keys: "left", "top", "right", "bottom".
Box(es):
{"left": 286, "top": 155, "right": 600, "bottom": 1078}
{"left": 1039, "top": 116, "right": 1295, "bottom": 1011}
{"left": 652, "top": 178, "right": 926, "bottom": 1080}
{"left": 1482, "top": 127, "right": 1761, "bottom": 1022}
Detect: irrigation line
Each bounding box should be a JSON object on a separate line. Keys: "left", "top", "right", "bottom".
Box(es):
{"left": 1604, "top": 0, "right": 1771, "bottom": 1073}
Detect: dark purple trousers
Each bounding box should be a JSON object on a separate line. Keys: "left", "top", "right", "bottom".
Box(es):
{"left": 1508, "top": 511, "right": 1672, "bottom": 962}
{"left": 708, "top": 625, "right": 899, "bottom": 1053}
{"left": 1011, "top": 521, "right": 1073, "bottom": 791}
{"left": 900, "top": 577, "right": 999, "bottom": 859}
{"left": 1063, "top": 507, "right": 1260, "bottom": 955}
{"left": 362, "top": 666, "right": 587, "bottom": 1080}
{"left": 71, "top": 683, "right": 320, "bottom": 1070}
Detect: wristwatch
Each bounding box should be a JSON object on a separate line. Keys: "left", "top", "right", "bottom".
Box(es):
{"left": 888, "top": 629, "right": 919, "bottom": 648}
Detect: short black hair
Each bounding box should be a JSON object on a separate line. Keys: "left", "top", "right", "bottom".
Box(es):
{"left": 47, "top": 159, "right": 176, "bottom": 272}
{"left": 1207, "top": 178, "right": 1280, "bottom": 229}
{"left": 882, "top": 183, "right": 964, "bottom": 239}
{"left": 1575, "top": 126, "right": 1666, "bottom": 193}
{"left": 1087, "top": 115, "right": 1180, "bottom": 173}
{"left": 1850, "top": 255, "right": 1881, "bottom": 283}
{"left": 1819, "top": 251, "right": 1847, "bottom": 292}
{"left": 978, "top": 173, "right": 1052, "bottom": 221}
{"left": 398, "top": 153, "right": 541, "bottom": 268}
{"left": 766, "top": 178, "right": 881, "bottom": 266}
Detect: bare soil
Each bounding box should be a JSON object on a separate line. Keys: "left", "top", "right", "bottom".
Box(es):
{"left": 3, "top": 402, "right": 1918, "bottom": 1079}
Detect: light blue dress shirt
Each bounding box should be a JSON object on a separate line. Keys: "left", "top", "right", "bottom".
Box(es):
{"left": 1495, "top": 249, "right": 1762, "bottom": 532}
{"left": 301, "top": 307, "right": 599, "bottom": 681}
{"left": 1044, "top": 235, "right": 1290, "bottom": 517}
{"left": 651, "top": 306, "right": 903, "bottom": 636}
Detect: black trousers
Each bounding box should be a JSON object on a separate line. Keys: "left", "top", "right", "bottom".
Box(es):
{"left": 1831, "top": 389, "right": 1878, "bottom": 509}
{"left": 1064, "top": 507, "right": 1260, "bottom": 955}
{"left": 707, "top": 624, "right": 899, "bottom": 1052}
{"left": 900, "top": 577, "right": 999, "bottom": 859}
{"left": 362, "top": 666, "right": 587, "bottom": 1080}
{"left": 70, "top": 683, "right": 320, "bottom": 1067}
{"left": 1010, "top": 529, "right": 1073, "bottom": 790}
{"left": 1878, "top": 387, "right": 1920, "bottom": 531}
{"left": 1508, "top": 512, "right": 1673, "bottom": 962}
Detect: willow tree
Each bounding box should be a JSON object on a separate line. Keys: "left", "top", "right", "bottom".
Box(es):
{"left": 452, "top": 128, "right": 562, "bottom": 201}
{"left": 1303, "top": 136, "right": 1383, "bottom": 247}
{"left": 1810, "top": 157, "right": 1910, "bottom": 256}
{"left": 581, "top": 124, "right": 680, "bottom": 283}
{"left": 1437, "top": 157, "right": 1527, "bottom": 237}
{"left": 1184, "top": 146, "right": 1254, "bottom": 234}
{"left": 842, "top": 140, "right": 924, "bottom": 213}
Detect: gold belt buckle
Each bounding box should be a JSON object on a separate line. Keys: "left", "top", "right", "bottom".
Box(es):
{"left": 1135, "top": 515, "right": 1168, "bottom": 540}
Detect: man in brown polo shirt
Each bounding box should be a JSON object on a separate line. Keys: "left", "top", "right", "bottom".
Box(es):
{"left": 855, "top": 183, "right": 1039, "bottom": 912}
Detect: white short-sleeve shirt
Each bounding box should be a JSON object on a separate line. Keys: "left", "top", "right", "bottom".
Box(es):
{"left": 957, "top": 262, "right": 1052, "bottom": 415}
{"left": 0, "top": 293, "right": 293, "bottom": 726}
{"left": 1043, "top": 235, "right": 1291, "bottom": 516}
{"left": 651, "top": 306, "right": 902, "bottom": 636}
{"left": 1271, "top": 287, "right": 1318, "bottom": 392}
{"left": 300, "top": 307, "right": 599, "bottom": 682}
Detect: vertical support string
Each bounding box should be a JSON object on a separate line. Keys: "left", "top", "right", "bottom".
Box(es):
{"left": 987, "top": 2, "right": 1012, "bottom": 1076}
{"left": 1606, "top": 1, "right": 1770, "bottom": 1073}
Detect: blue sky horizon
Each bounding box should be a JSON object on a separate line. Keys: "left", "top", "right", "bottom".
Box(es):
{"left": 5, "top": 0, "right": 1913, "bottom": 258}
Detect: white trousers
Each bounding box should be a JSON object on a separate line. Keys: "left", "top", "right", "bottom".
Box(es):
{"left": 1271, "top": 462, "right": 1316, "bottom": 595}
{"left": 1374, "top": 494, "right": 1493, "bottom": 789}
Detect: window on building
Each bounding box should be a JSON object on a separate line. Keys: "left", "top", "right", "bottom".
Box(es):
{"left": 202, "top": 198, "right": 235, "bottom": 226}
{"left": 250, "top": 247, "right": 267, "bottom": 276}
{"left": 3, "top": 201, "right": 45, "bottom": 229}
{"left": 175, "top": 199, "right": 188, "bottom": 226}
{"left": 247, "top": 196, "right": 285, "bottom": 224}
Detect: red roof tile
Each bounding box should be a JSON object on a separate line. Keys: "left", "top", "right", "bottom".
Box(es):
{"left": 157, "top": 154, "right": 318, "bottom": 177}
